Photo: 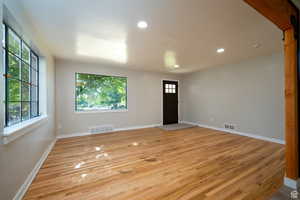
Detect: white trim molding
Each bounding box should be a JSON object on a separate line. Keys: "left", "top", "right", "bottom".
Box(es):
{"left": 115, "top": 124, "right": 161, "bottom": 132}
{"left": 181, "top": 121, "right": 285, "bottom": 145}
{"left": 57, "top": 124, "right": 161, "bottom": 139}
{"left": 56, "top": 132, "right": 91, "bottom": 139}
{"left": 2, "top": 115, "right": 48, "bottom": 145}
{"left": 284, "top": 177, "right": 299, "bottom": 189}
{"left": 13, "top": 139, "right": 56, "bottom": 200}
{"left": 75, "top": 109, "right": 128, "bottom": 114}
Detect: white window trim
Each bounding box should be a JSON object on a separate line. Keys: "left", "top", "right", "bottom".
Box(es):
{"left": 75, "top": 109, "right": 128, "bottom": 114}
{"left": 1, "top": 115, "right": 48, "bottom": 144}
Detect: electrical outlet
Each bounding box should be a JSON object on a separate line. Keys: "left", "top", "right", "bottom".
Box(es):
{"left": 224, "top": 123, "right": 235, "bottom": 130}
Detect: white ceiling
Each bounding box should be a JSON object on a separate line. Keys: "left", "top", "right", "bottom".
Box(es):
{"left": 20, "top": 0, "right": 283, "bottom": 73}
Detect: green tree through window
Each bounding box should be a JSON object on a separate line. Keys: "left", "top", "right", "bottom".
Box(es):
{"left": 3, "top": 24, "right": 39, "bottom": 126}
{"left": 76, "top": 73, "right": 127, "bottom": 111}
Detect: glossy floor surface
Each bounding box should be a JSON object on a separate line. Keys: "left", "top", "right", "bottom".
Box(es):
{"left": 23, "top": 127, "right": 285, "bottom": 200}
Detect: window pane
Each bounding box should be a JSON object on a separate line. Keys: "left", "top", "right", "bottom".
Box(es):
{"left": 22, "top": 102, "right": 30, "bottom": 121}
{"left": 8, "top": 53, "right": 20, "bottom": 79}
{"left": 8, "top": 29, "right": 21, "bottom": 56}
{"left": 76, "top": 73, "right": 127, "bottom": 111}
{"left": 31, "top": 69, "right": 37, "bottom": 85}
{"left": 4, "top": 26, "right": 40, "bottom": 127}
{"left": 8, "top": 102, "right": 21, "bottom": 126}
{"left": 21, "top": 63, "right": 30, "bottom": 82}
{"left": 31, "top": 101, "right": 38, "bottom": 117}
{"left": 31, "top": 54, "right": 38, "bottom": 70}
{"left": 2, "top": 24, "right": 5, "bottom": 48}
{"left": 22, "top": 83, "right": 30, "bottom": 101}
{"left": 8, "top": 79, "right": 21, "bottom": 101}
{"left": 31, "top": 86, "right": 38, "bottom": 101}
{"left": 22, "top": 43, "right": 30, "bottom": 63}
{"left": 3, "top": 50, "right": 5, "bottom": 73}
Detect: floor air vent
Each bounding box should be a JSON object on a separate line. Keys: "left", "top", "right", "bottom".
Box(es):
{"left": 89, "top": 125, "right": 114, "bottom": 134}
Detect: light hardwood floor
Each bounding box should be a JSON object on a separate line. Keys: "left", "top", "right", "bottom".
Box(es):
{"left": 23, "top": 127, "right": 285, "bottom": 200}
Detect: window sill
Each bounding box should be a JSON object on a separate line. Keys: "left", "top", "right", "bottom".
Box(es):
{"left": 75, "top": 109, "right": 128, "bottom": 114}
{"left": 2, "top": 115, "right": 48, "bottom": 145}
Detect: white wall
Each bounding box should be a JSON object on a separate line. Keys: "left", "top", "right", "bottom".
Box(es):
{"left": 56, "top": 52, "right": 284, "bottom": 141}
{"left": 181, "top": 52, "right": 284, "bottom": 140}
{"left": 0, "top": 1, "right": 56, "bottom": 200}
{"left": 55, "top": 59, "right": 181, "bottom": 137}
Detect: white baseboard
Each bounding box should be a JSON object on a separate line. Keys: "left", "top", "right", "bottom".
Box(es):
{"left": 181, "top": 121, "right": 285, "bottom": 145}
{"left": 180, "top": 121, "right": 199, "bottom": 126}
{"left": 56, "top": 132, "right": 91, "bottom": 139}
{"left": 284, "top": 177, "right": 299, "bottom": 189}
{"left": 57, "top": 124, "right": 161, "bottom": 139}
{"left": 115, "top": 124, "right": 161, "bottom": 132}
{"left": 13, "top": 139, "right": 56, "bottom": 200}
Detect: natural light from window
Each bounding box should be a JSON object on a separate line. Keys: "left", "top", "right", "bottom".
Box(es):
{"left": 76, "top": 34, "right": 127, "bottom": 64}
{"left": 75, "top": 73, "right": 127, "bottom": 112}
{"left": 164, "top": 50, "right": 177, "bottom": 68}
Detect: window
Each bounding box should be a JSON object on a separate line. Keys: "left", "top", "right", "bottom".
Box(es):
{"left": 3, "top": 24, "right": 39, "bottom": 127}
{"left": 75, "top": 73, "right": 127, "bottom": 112}
{"left": 165, "top": 84, "right": 176, "bottom": 94}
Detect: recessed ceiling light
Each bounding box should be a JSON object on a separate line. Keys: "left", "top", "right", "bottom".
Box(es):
{"left": 174, "top": 64, "right": 180, "bottom": 68}
{"left": 217, "top": 48, "right": 225, "bottom": 53}
{"left": 137, "top": 21, "right": 148, "bottom": 29}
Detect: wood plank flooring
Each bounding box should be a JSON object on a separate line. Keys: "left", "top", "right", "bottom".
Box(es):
{"left": 23, "top": 127, "right": 285, "bottom": 200}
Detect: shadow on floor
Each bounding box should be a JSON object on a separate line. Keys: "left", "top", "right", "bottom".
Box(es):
{"left": 271, "top": 186, "right": 298, "bottom": 200}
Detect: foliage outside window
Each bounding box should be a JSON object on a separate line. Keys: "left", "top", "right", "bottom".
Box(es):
{"left": 75, "top": 73, "right": 127, "bottom": 111}
{"left": 3, "top": 24, "right": 39, "bottom": 127}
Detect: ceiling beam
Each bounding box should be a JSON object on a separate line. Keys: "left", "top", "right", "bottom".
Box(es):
{"left": 291, "top": 0, "right": 300, "bottom": 11}
{"left": 244, "top": 0, "right": 297, "bottom": 31}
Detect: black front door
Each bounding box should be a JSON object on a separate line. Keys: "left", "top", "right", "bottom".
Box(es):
{"left": 163, "top": 80, "right": 178, "bottom": 125}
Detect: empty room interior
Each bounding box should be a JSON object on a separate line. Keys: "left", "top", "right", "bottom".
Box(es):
{"left": 0, "top": 0, "right": 300, "bottom": 200}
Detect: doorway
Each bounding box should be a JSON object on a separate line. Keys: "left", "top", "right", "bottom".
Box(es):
{"left": 163, "top": 80, "right": 178, "bottom": 125}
